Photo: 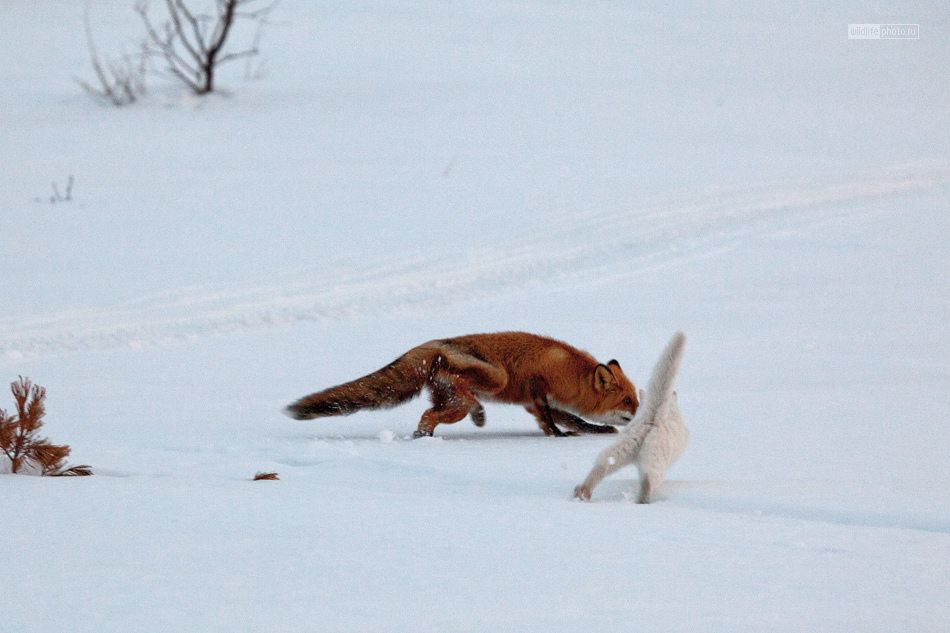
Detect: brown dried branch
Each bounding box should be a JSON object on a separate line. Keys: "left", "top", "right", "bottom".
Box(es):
{"left": 3, "top": 376, "right": 47, "bottom": 473}
{"left": 49, "top": 464, "right": 94, "bottom": 477}
{"left": 0, "top": 377, "right": 92, "bottom": 476}
{"left": 253, "top": 471, "right": 279, "bottom": 481}
{"left": 0, "top": 407, "right": 16, "bottom": 467}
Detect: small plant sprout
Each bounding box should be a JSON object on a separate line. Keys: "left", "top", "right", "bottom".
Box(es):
{"left": 37, "top": 176, "right": 74, "bottom": 204}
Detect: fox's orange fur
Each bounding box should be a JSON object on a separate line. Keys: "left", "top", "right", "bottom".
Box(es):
{"left": 284, "top": 332, "right": 639, "bottom": 438}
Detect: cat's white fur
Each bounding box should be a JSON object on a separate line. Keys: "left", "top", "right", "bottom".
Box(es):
{"left": 574, "top": 332, "right": 688, "bottom": 503}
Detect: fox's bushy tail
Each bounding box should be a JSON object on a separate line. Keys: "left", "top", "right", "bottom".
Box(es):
{"left": 283, "top": 348, "right": 430, "bottom": 420}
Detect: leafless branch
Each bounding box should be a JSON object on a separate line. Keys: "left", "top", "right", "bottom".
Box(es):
{"left": 137, "top": 0, "right": 276, "bottom": 95}
{"left": 77, "top": 1, "right": 146, "bottom": 107}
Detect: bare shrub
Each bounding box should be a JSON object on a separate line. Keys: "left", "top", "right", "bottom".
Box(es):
{"left": 78, "top": 1, "right": 147, "bottom": 106}
{"left": 136, "top": 0, "right": 275, "bottom": 95}
{"left": 0, "top": 377, "right": 92, "bottom": 476}
{"left": 253, "top": 471, "right": 279, "bottom": 481}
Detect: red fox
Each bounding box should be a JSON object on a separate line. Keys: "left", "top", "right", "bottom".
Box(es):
{"left": 284, "top": 332, "right": 640, "bottom": 438}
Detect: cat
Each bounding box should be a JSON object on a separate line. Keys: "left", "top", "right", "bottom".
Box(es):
{"left": 574, "top": 332, "right": 688, "bottom": 503}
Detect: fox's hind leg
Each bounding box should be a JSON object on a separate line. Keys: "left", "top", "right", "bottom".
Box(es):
{"left": 438, "top": 349, "right": 504, "bottom": 430}
{"left": 470, "top": 402, "right": 486, "bottom": 427}
{"left": 414, "top": 371, "right": 483, "bottom": 438}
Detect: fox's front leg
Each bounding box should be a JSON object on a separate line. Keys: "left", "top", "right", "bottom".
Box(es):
{"left": 549, "top": 409, "right": 617, "bottom": 434}
{"left": 527, "top": 378, "right": 577, "bottom": 437}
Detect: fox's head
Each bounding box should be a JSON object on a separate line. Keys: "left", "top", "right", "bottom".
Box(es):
{"left": 590, "top": 360, "right": 639, "bottom": 424}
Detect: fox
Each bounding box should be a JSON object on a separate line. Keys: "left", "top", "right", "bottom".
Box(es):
{"left": 284, "top": 332, "right": 640, "bottom": 438}
{"left": 574, "top": 331, "right": 688, "bottom": 503}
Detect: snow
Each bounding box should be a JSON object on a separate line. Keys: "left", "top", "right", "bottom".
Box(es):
{"left": 2, "top": 1, "right": 949, "bottom": 631}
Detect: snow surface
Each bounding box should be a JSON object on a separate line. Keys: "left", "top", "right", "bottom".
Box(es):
{"left": 2, "top": 1, "right": 949, "bottom": 631}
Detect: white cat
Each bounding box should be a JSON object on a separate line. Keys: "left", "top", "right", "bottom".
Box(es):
{"left": 574, "top": 332, "right": 688, "bottom": 503}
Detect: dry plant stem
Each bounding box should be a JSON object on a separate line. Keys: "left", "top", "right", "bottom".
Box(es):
{"left": 78, "top": 0, "right": 145, "bottom": 106}
{"left": 49, "top": 176, "right": 74, "bottom": 204}
{"left": 50, "top": 464, "right": 94, "bottom": 477}
{"left": 253, "top": 471, "right": 279, "bottom": 480}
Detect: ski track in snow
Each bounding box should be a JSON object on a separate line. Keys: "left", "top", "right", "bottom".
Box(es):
{"left": 2, "top": 167, "right": 948, "bottom": 359}
{"left": 668, "top": 489, "right": 950, "bottom": 535}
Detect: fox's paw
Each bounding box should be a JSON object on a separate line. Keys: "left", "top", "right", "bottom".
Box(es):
{"left": 412, "top": 429, "right": 434, "bottom": 439}
{"left": 573, "top": 485, "right": 592, "bottom": 501}
{"left": 470, "top": 404, "right": 486, "bottom": 427}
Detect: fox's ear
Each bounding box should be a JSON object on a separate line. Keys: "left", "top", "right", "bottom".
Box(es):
{"left": 607, "top": 359, "right": 621, "bottom": 370}
{"left": 593, "top": 364, "right": 616, "bottom": 392}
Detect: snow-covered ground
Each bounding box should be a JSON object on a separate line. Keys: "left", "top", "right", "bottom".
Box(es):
{"left": 2, "top": 1, "right": 948, "bottom": 631}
